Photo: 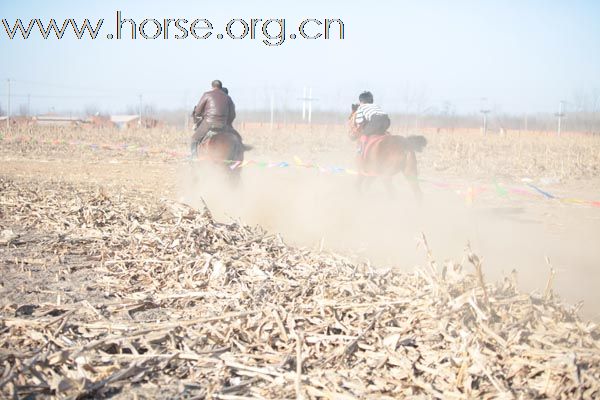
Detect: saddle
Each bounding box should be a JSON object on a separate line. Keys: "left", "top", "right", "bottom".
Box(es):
{"left": 199, "top": 128, "right": 225, "bottom": 147}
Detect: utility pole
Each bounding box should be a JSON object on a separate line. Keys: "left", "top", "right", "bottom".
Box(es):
{"left": 302, "top": 87, "right": 306, "bottom": 121}
{"left": 555, "top": 100, "right": 565, "bottom": 136}
{"left": 27, "top": 93, "right": 31, "bottom": 116}
{"left": 270, "top": 92, "right": 274, "bottom": 130}
{"left": 6, "top": 79, "right": 11, "bottom": 130}
{"left": 480, "top": 110, "right": 490, "bottom": 135}
{"left": 308, "top": 88, "right": 313, "bottom": 124}
{"left": 480, "top": 97, "right": 490, "bottom": 135}
{"left": 138, "top": 94, "right": 143, "bottom": 126}
{"left": 298, "top": 87, "right": 318, "bottom": 125}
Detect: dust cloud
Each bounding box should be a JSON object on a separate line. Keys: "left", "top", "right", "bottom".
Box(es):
{"left": 177, "top": 160, "right": 600, "bottom": 320}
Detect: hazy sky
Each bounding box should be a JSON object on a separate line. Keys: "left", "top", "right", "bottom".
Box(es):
{"left": 1, "top": 0, "right": 599, "bottom": 114}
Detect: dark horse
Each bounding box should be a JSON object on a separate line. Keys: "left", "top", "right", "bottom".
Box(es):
{"left": 348, "top": 104, "right": 427, "bottom": 201}
{"left": 196, "top": 130, "right": 252, "bottom": 185}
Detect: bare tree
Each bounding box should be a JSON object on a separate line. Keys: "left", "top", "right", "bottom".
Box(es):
{"left": 84, "top": 104, "right": 100, "bottom": 116}
{"left": 572, "top": 87, "right": 600, "bottom": 113}
{"left": 18, "top": 103, "right": 29, "bottom": 116}
{"left": 402, "top": 83, "right": 429, "bottom": 114}
{"left": 441, "top": 101, "right": 455, "bottom": 116}
{"left": 572, "top": 88, "right": 589, "bottom": 112}
{"left": 435, "top": 101, "right": 457, "bottom": 130}
{"left": 590, "top": 88, "right": 600, "bottom": 113}
{"left": 124, "top": 105, "right": 137, "bottom": 115}
{"left": 143, "top": 104, "right": 156, "bottom": 117}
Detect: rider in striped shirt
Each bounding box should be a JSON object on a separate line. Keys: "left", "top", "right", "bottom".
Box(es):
{"left": 354, "top": 91, "right": 390, "bottom": 136}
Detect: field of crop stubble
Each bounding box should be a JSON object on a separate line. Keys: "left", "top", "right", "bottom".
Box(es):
{"left": 1, "top": 123, "right": 599, "bottom": 398}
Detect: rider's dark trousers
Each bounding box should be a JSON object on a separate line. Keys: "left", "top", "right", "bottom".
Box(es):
{"left": 362, "top": 114, "right": 391, "bottom": 136}
{"left": 190, "top": 121, "right": 211, "bottom": 158}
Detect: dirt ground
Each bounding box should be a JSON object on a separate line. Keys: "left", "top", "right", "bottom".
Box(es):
{"left": 1, "top": 127, "right": 600, "bottom": 398}
{"left": 1, "top": 140, "right": 599, "bottom": 321}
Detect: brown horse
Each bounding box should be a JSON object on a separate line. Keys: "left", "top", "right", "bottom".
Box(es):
{"left": 349, "top": 104, "right": 427, "bottom": 201}
{"left": 196, "top": 130, "right": 251, "bottom": 185}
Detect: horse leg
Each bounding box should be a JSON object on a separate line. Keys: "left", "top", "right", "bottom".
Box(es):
{"left": 403, "top": 152, "right": 423, "bottom": 203}
{"left": 384, "top": 176, "right": 397, "bottom": 199}
{"left": 363, "top": 176, "right": 376, "bottom": 195}
{"left": 229, "top": 168, "right": 241, "bottom": 188}
{"left": 356, "top": 175, "right": 375, "bottom": 195}
{"left": 222, "top": 138, "right": 243, "bottom": 188}
{"left": 355, "top": 175, "right": 364, "bottom": 193}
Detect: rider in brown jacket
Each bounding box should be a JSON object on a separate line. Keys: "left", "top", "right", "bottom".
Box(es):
{"left": 190, "top": 80, "right": 240, "bottom": 157}
{"left": 221, "top": 87, "right": 243, "bottom": 143}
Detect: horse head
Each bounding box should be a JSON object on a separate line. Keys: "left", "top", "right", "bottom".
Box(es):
{"left": 348, "top": 103, "right": 360, "bottom": 140}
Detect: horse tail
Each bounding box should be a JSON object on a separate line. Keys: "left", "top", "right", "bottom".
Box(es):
{"left": 227, "top": 136, "right": 251, "bottom": 161}
{"left": 228, "top": 139, "right": 242, "bottom": 161}
{"left": 404, "top": 135, "right": 427, "bottom": 152}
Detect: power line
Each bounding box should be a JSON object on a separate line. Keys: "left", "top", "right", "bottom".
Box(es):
{"left": 9, "top": 93, "right": 129, "bottom": 99}
{"left": 2, "top": 78, "right": 186, "bottom": 97}
{"left": 7, "top": 78, "right": 106, "bottom": 92}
